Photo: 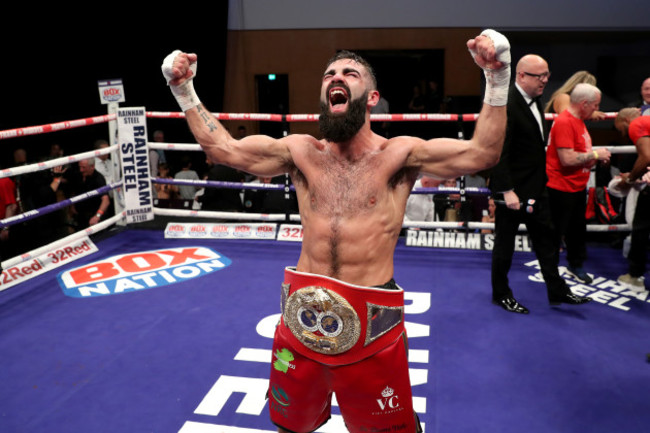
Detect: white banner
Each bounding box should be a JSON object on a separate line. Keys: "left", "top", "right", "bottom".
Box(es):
{"left": 277, "top": 224, "right": 304, "bottom": 242}
{"left": 0, "top": 237, "right": 98, "bottom": 292}
{"left": 164, "top": 222, "right": 278, "bottom": 240}
{"left": 405, "top": 229, "right": 532, "bottom": 252}
{"left": 117, "top": 107, "right": 154, "bottom": 224}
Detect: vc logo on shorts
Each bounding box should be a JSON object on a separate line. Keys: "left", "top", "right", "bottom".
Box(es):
{"left": 58, "top": 246, "right": 231, "bottom": 298}
{"left": 373, "top": 386, "right": 404, "bottom": 415}
{"left": 273, "top": 348, "right": 296, "bottom": 373}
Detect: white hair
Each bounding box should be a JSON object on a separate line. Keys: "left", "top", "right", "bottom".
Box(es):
{"left": 570, "top": 83, "right": 601, "bottom": 104}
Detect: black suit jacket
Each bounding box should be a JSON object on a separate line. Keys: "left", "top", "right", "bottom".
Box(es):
{"left": 490, "top": 85, "right": 549, "bottom": 201}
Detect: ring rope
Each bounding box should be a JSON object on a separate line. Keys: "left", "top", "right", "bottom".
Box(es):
{"left": 0, "top": 114, "right": 114, "bottom": 141}
{"left": 0, "top": 182, "right": 122, "bottom": 229}
{"left": 401, "top": 220, "right": 632, "bottom": 232}
{"left": 156, "top": 176, "right": 634, "bottom": 232}
{"left": 0, "top": 145, "right": 118, "bottom": 179}
{"left": 153, "top": 177, "right": 293, "bottom": 191}
{"left": 153, "top": 177, "right": 494, "bottom": 196}
{"left": 153, "top": 207, "right": 301, "bottom": 223}
{"left": 1, "top": 111, "right": 623, "bottom": 142}
{"left": 148, "top": 140, "right": 636, "bottom": 156}
{"left": 144, "top": 111, "right": 621, "bottom": 122}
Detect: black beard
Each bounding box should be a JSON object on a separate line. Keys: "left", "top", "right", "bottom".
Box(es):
{"left": 318, "top": 90, "right": 368, "bottom": 142}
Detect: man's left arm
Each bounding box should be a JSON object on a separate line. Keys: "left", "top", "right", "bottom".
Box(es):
{"left": 407, "top": 30, "right": 509, "bottom": 178}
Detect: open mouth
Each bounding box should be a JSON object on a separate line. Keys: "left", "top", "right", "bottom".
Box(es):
{"left": 329, "top": 87, "right": 349, "bottom": 111}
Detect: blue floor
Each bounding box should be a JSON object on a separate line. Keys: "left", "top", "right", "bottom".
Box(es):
{"left": 1, "top": 228, "right": 648, "bottom": 433}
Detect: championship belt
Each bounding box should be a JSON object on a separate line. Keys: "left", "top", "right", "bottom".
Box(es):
{"left": 278, "top": 267, "right": 405, "bottom": 366}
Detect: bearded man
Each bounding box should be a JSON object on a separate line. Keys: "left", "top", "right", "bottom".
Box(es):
{"left": 162, "top": 29, "right": 510, "bottom": 433}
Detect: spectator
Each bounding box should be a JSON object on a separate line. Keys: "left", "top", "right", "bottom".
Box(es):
{"left": 370, "top": 93, "right": 390, "bottom": 138}
{"left": 149, "top": 145, "right": 160, "bottom": 178}
{"left": 12, "top": 148, "right": 30, "bottom": 213}
{"left": 0, "top": 173, "right": 18, "bottom": 261}
{"left": 464, "top": 172, "right": 489, "bottom": 221}
{"left": 71, "top": 158, "right": 111, "bottom": 229}
{"left": 546, "top": 83, "right": 611, "bottom": 284}
{"left": 93, "top": 139, "right": 119, "bottom": 218}
{"left": 408, "top": 84, "right": 426, "bottom": 113}
{"left": 154, "top": 163, "right": 178, "bottom": 208}
{"left": 544, "top": 71, "right": 606, "bottom": 121}
{"left": 243, "top": 175, "right": 298, "bottom": 214}
{"left": 174, "top": 155, "right": 200, "bottom": 205}
{"left": 481, "top": 197, "right": 496, "bottom": 234}
{"left": 48, "top": 143, "right": 64, "bottom": 160}
{"left": 24, "top": 165, "right": 68, "bottom": 250}
{"left": 434, "top": 178, "right": 461, "bottom": 222}
{"left": 631, "top": 77, "right": 650, "bottom": 115}
{"left": 199, "top": 156, "right": 245, "bottom": 212}
{"left": 404, "top": 175, "right": 441, "bottom": 222}
{"left": 236, "top": 125, "right": 248, "bottom": 139}
{"left": 94, "top": 139, "right": 114, "bottom": 183}
{"left": 152, "top": 129, "right": 168, "bottom": 164}
{"left": 425, "top": 80, "right": 442, "bottom": 114}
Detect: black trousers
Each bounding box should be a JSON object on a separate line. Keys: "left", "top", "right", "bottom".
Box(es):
{"left": 547, "top": 187, "right": 588, "bottom": 269}
{"left": 628, "top": 187, "right": 650, "bottom": 277}
{"left": 491, "top": 195, "right": 569, "bottom": 301}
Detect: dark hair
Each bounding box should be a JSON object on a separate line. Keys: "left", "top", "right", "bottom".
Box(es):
{"left": 325, "top": 50, "right": 377, "bottom": 89}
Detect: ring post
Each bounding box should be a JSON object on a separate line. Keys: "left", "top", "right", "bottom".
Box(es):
{"left": 98, "top": 79, "right": 127, "bottom": 225}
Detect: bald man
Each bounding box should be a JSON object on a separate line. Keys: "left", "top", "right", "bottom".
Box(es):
{"left": 489, "top": 54, "right": 592, "bottom": 314}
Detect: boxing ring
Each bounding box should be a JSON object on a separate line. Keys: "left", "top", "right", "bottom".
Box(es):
{"left": 1, "top": 108, "right": 649, "bottom": 433}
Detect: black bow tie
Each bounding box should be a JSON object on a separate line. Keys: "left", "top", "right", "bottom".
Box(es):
{"left": 528, "top": 97, "right": 541, "bottom": 106}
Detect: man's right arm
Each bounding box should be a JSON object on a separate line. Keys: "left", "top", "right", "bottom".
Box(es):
{"left": 186, "top": 104, "right": 293, "bottom": 176}
{"left": 162, "top": 51, "right": 293, "bottom": 177}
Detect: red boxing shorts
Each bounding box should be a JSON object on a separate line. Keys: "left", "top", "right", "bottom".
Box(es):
{"left": 268, "top": 267, "right": 421, "bottom": 433}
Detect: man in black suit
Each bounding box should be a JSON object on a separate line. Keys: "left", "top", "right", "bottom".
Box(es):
{"left": 489, "top": 54, "right": 592, "bottom": 314}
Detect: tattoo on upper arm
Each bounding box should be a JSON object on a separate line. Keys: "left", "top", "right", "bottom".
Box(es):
{"left": 197, "top": 105, "right": 218, "bottom": 133}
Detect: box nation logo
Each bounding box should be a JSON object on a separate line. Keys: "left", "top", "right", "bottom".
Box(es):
{"left": 57, "top": 247, "right": 231, "bottom": 298}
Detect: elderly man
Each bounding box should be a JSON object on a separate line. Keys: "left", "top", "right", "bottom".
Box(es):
{"left": 74, "top": 158, "right": 111, "bottom": 228}
{"left": 546, "top": 83, "right": 611, "bottom": 284}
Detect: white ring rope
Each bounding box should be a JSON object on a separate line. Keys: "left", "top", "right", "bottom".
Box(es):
{"left": 0, "top": 146, "right": 117, "bottom": 179}
{"left": 153, "top": 207, "right": 301, "bottom": 223}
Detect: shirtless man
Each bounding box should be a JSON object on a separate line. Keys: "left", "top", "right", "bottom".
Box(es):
{"left": 162, "top": 29, "right": 510, "bottom": 433}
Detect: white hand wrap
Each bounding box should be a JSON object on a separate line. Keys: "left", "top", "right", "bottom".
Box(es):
{"left": 161, "top": 50, "right": 201, "bottom": 112}
{"left": 469, "top": 29, "right": 511, "bottom": 107}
